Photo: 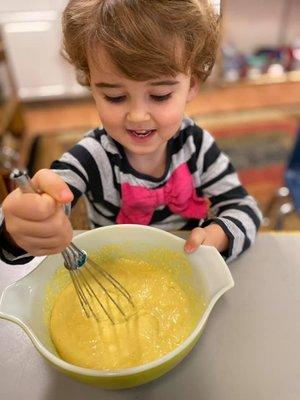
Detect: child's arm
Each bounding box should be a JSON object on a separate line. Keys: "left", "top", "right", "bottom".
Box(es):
{"left": 185, "top": 128, "right": 262, "bottom": 261}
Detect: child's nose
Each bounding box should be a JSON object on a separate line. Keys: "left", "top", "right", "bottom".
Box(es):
{"left": 126, "top": 106, "right": 151, "bottom": 122}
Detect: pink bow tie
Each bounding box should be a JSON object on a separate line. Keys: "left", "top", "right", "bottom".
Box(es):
{"left": 117, "top": 163, "right": 208, "bottom": 225}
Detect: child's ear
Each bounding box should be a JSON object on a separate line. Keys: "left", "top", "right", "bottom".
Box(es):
{"left": 187, "top": 76, "right": 200, "bottom": 102}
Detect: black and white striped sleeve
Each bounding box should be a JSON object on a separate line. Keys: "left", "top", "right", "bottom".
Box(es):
{"left": 0, "top": 209, "right": 35, "bottom": 264}
{"left": 198, "top": 129, "right": 262, "bottom": 262}
{"left": 50, "top": 139, "right": 94, "bottom": 205}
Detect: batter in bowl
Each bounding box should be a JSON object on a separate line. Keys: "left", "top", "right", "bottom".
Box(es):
{"left": 50, "top": 256, "right": 205, "bottom": 370}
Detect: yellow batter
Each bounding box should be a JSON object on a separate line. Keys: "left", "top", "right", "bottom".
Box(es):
{"left": 50, "top": 257, "right": 204, "bottom": 370}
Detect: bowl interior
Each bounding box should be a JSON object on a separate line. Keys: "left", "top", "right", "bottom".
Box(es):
{"left": 0, "top": 225, "right": 234, "bottom": 375}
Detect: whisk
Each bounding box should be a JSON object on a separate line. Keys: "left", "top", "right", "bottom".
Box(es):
{"left": 11, "top": 169, "right": 134, "bottom": 324}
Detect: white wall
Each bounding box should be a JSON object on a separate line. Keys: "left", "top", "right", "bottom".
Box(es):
{"left": 223, "top": 0, "right": 300, "bottom": 52}
{"left": 0, "top": 0, "right": 87, "bottom": 100}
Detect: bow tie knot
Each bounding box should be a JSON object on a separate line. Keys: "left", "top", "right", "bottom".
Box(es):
{"left": 117, "top": 163, "right": 208, "bottom": 225}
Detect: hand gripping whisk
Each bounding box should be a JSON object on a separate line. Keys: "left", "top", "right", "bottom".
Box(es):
{"left": 11, "top": 169, "right": 134, "bottom": 324}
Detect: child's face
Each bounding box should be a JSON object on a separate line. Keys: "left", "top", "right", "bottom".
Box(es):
{"left": 88, "top": 49, "right": 199, "bottom": 158}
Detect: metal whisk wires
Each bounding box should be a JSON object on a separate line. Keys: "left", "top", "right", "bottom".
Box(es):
{"left": 62, "top": 243, "right": 134, "bottom": 323}
{"left": 11, "top": 169, "right": 134, "bottom": 324}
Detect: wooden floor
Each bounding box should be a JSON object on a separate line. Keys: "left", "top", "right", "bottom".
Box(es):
{"left": 21, "top": 80, "right": 300, "bottom": 231}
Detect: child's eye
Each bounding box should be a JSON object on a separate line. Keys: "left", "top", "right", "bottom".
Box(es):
{"left": 150, "top": 93, "right": 172, "bottom": 102}
{"left": 104, "top": 95, "right": 126, "bottom": 103}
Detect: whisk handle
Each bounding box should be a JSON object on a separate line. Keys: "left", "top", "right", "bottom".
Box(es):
{"left": 10, "top": 169, "right": 35, "bottom": 194}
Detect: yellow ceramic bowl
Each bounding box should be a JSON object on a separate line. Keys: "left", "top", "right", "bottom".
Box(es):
{"left": 0, "top": 225, "right": 234, "bottom": 389}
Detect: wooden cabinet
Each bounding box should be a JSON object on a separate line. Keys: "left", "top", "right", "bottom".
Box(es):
{"left": 0, "top": 29, "right": 25, "bottom": 200}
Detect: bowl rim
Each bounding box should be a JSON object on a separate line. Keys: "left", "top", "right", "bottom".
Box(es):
{"left": 1, "top": 225, "right": 234, "bottom": 377}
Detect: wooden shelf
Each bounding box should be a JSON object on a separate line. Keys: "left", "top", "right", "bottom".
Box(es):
{"left": 219, "top": 71, "right": 300, "bottom": 88}
{"left": 0, "top": 31, "right": 24, "bottom": 139}
{"left": 186, "top": 79, "right": 300, "bottom": 117}
{"left": 0, "top": 97, "right": 19, "bottom": 138}
{"left": 0, "top": 44, "right": 5, "bottom": 62}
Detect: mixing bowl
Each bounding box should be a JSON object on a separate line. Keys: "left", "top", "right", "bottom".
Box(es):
{"left": 0, "top": 225, "right": 234, "bottom": 389}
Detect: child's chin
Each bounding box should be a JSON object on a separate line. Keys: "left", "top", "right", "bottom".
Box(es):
{"left": 125, "top": 144, "right": 161, "bottom": 156}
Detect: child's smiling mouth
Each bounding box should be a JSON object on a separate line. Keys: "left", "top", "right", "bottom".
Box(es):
{"left": 126, "top": 129, "right": 156, "bottom": 139}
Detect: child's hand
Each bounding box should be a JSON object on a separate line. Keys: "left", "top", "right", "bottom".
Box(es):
{"left": 2, "top": 169, "right": 74, "bottom": 256}
{"left": 184, "top": 224, "right": 229, "bottom": 254}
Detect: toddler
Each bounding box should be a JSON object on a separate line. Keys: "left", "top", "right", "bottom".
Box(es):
{"left": 0, "top": 0, "right": 262, "bottom": 264}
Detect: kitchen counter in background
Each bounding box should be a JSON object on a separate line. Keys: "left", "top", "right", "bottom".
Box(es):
{"left": 0, "top": 232, "right": 300, "bottom": 400}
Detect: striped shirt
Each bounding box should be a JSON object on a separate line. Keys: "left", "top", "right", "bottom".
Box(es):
{"left": 0, "top": 117, "right": 262, "bottom": 264}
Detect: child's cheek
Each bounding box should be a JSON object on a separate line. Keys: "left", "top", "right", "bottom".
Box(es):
{"left": 156, "top": 101, "right": 186, "bottom": 127}
{"left": 95, "top": 101, "right": 122, "bottom": 127}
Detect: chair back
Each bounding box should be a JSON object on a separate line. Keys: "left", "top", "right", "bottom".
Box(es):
{"left": 285, "top": 130, "right": 300, "bottom": 212}
{"left": 286, "top": 131, "right": 300, "bottom": 170}
{"left": 0, "top": 174, "right": 8, "bottom": 203}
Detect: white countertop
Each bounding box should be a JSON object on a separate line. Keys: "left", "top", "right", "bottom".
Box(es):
{"left": 1, "top": 232, "right": 300, "bottom": 400}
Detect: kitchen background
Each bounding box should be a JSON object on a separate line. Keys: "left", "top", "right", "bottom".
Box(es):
{"left": 0, "top": 0, "right": 300, "bottom": 230}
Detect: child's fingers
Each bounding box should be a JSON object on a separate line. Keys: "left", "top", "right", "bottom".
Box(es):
{"left": 7, "top": 210, "right": 73, "bottom": 256}
{"left": 15, "top": 229, "right": 73, "bottom": 256}
{"left": 3, "top": 190, "right": 57, "bottom": 221}
{"left": 184, "top": 227, "right": 207, "bottom": 253}
{"left": 31, "top": 169, "right": 73, "bottom": 204}
{"left": 6, "top": 208, "right": 70, "bottom": 238}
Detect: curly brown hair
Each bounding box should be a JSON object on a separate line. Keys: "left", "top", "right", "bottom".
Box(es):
{"left": 62, "top": 0, "right": 220, "bottom": 86}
